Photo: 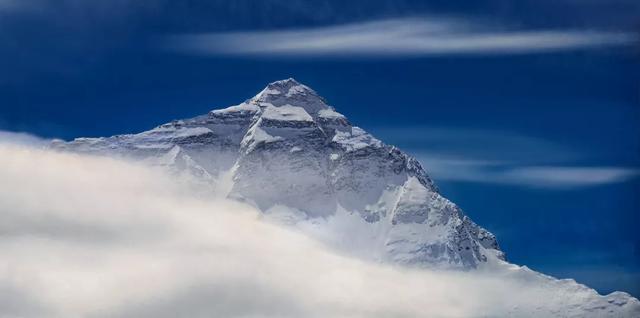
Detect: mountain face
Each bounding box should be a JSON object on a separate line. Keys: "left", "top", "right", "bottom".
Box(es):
{"left": 50, "top": 78, "right": 640, "bottom": 316}
{"left": 52, "top": 78, "right": 502, "bottom": 269}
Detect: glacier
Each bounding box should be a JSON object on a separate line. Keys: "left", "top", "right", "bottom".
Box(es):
{"left": 50, "top": 78, "right": 640, "bottom": 316}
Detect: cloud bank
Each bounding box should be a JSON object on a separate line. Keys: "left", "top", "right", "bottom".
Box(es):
{"left": 0, "top": 130, "right": 51, "bottom": 147}
{"left": 0, "top": 143, "right": 638, "bottom": 317}
{"left": 166, "top": 18, "right": 637, "bottom": 57}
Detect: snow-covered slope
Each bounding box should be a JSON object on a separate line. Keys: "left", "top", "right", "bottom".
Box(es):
{"left": 51, "top": 78, "right": 640, "bottom": 316}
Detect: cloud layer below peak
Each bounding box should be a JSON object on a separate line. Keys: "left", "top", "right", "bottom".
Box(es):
{"left": 165, "top": 18, "right": 637, "bottom": 58}
{"left": 1, "top": 142, "right": 638, "bottom": 317}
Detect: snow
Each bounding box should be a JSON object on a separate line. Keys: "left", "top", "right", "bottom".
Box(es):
{"left": 74, "top": 137, "right": 103, "bottom": 143}
{"left": 150, "top": 145, "right": 182, "bottom": 165}
{"left": 252, "top": 88, "right": 281, "bottom": 101}
{"left": 250, "top": 126, "right": 281, "bottom": 143}
{"left": 285, "top": 83, "right": 313, "bottom": 97}
{"left": 256, "top": 102, "right": 275, "bottom": 108}
{"left": 133, "top": 143, "right": 173, "bottom": 150}
{"left": 240, "top": 119, "right": 283, "bottom": 152}
{"left": 261, "top": 105, "right": 313, "bottom": 122}
{"left": 146, "top": 126, "right": 213, "bottom": 138}
{"left": 253, "top": 127, "right": 282, "bottom": 142}
{"left": 211, "top": 102, "right": 260, "bottom": 115}
{"left": 318, "top": 108, "right": 346, "bottom": 119}
{"left": 249, "top": 78, "right": 329, "bottom": 114}
{"left": 173, "top": 127, "right": 213, "bottom": 137}
{"left": 332, "top": 126, "right": 382, "bottom": 152}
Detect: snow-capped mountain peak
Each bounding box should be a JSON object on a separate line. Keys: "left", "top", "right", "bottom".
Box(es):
{"left": 47, "top": 78, "right": 640, "bottom": 317}
{"left": 250, "top": 78, "right": 330, "bottom": 115}
{"left": 50, "top": 79, "right": 501, "bottom": 269}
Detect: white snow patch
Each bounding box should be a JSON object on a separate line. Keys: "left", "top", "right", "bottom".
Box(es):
{"left": 318, "top": 108, "right": 346, "bottom": 119}
{"left": 262, "top": 105, "right": 313, "bottom": 122}
{"left": 241, "top": 120, "right": 283, "bottom": 152}
{"left": 73, "top": 137, "right": 104, "bottom": 144}
{"left": 251, "top": 126, "right": 281, "bottom": 143}
{"left": 253, "top": 88, "right": 281, "bottom": 100}
{"left": 133, "top": 143, "right": 174, "bottom": 150}
{"left": 211, "top": 102, "right": 260, "bottom": 115}
{"left": 173, "top": 127, "right": 213, "bottom": 138}
{"left": 145, "top": 126, "right": 213, "bottom": 138}
{"left": 286, "top": 84, "right": 313, "bottom": 97}
{"left": 333, "top": 126, "right": 382, "bottom": 152}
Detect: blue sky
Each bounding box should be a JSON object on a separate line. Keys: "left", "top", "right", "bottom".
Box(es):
{"left": 0, "top": 1, "right": 639, "bottom": 296}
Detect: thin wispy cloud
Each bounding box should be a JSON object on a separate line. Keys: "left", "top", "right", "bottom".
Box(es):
{"left": 418, "top": 156, "right": 639, "bottom": 189}
{"left": 501, "top": 166, "right": 640, "bottom": 188}
{"left": 165, "top": 18, "right": 638, "bottom": 57}
{"left": 374, "top": 126, "right": 640, "bottom": 189}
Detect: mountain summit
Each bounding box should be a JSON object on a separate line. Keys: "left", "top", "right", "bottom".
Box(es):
{"left": 250, "top": 78, "right": 330, "bottom": 114}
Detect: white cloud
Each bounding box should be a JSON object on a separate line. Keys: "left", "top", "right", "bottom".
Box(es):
{"left": 502, "top": 166, "right": 640, "bottom": 188}
{"left": 165, "top": 18, "right": 637, "bottom": 57}
{"left": 417, "top": 155, "right": 639, "bottom": 188}
{"left": 0, "top": 130, "right": 50, "bottom": 147}
{"left": 1, "top": 142, "right": 636, "bottom": 317}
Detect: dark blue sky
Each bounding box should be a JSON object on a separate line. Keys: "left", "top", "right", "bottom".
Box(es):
{"left": 1, "top": 1, "right": 639, "bottom": 296}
